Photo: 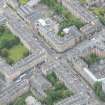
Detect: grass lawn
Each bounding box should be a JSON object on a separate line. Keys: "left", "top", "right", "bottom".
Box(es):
{"left": 8, "top": 44, "right": 28, "bottom": 63}
{"left": 0, "top": 32, "right": 15, "bottom": 41}
{"left": 19, "top": 0, "right": 29, "bottom": 5}
{"left": 41, "top": 72, "right": 73, "bottom": 105}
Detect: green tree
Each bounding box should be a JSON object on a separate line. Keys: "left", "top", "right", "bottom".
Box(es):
{"left": 0, "top": 48, "right": 8, "bottom": 57}
{"left": 94, "top": 81, "right": 105, "bottom": 101}
{"left": 6, "top": 58, "right": 14, "bottom": 65}
{"left": 0, "top": 26, "right": 5, "bottom": 35}
{"left": 23, "top": 51, "right": 29, "bottom": 57}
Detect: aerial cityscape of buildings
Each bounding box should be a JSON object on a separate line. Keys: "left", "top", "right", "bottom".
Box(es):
{"left": 1, "top": 0, "right": 105, "bottom": 105}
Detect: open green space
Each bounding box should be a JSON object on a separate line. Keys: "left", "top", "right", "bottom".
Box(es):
{"left": 10, "top": 91, "right": 33, "bottom": 105}
{"left": 41, "top": 72, "right": 73, "bottom": 105}
{"left": 41, "top": 0, "right": 84, "bottom": 37}
{"left": 0, "top": 26, "right": 29, "bottom": 65}
{"left": 90, "top": 7, "right": 105, "bottom": 25}
{"left": 83, "top": 53, "right": 105, "bottom": 65}
{"left": 19, "top": 0, "right": 29, "bottom": 5}
{"left": 8, "top": 44, "right": 29, "bottom": 63}
{"left": 94, "top": 81, "right": 105, "bottom": 102}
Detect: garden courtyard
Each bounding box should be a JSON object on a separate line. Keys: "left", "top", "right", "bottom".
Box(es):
{"left": 41, "top": 72, "right": 73, "bottom": 105}
{"left": 41, "top": 0, "right": 84, "bottom": 37}
{"left": 0, "top": 26, "right": 29, "bottom": 65}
